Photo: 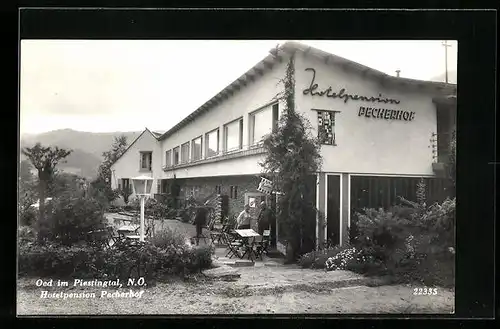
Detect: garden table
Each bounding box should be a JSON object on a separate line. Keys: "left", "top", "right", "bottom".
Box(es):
{"left": 117, "top": 225, "right": 140, "bottom": 238}
{"left": 234, "top": 229, "right": 261, "bottom": 261}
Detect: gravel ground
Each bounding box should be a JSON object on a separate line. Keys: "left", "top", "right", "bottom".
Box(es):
{"left": 17, "top": 272, "right": 454, "bottom": 315}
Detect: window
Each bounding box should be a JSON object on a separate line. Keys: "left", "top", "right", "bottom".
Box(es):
{"left": 181, "top": 142, "right": 190, "bottom": 164}
{"left": 224, "top": 118, "right": 243, "bottom": 152}
{"left": 230, "top": 186, "right": 238, "bottom": 199}
{"left": 272, "top": 103, "right": 279, "bottom": 131}
{"left": 250, "top": 103, "right": 279, "bottom": 144}
{"left": 315, "top": 109, "right": 340, "bottom": 145}
{"left": 121, "top": 178, "right": 130, "bottom": 192}
{"left": 165, "top": 150, "right": 172, "bottom": 168}
{"left": 139, "top": 152, "right": 152, "bottom": 171}
{"left": 173, "top": 147, "right": 180, "bottom": 165}
{"left": 215, "top": 185, "right": 222, "bottom": 194}
{"left": 205, "top": 129, "right": 219, "bottom": 158}
{"left": 191, "top": 136, "right": 203, "bottom": 161}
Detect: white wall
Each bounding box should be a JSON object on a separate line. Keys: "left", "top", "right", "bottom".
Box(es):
{"left": 111, "top": 130, "right": 162, "bottom": 198}
{"left": 160, "top": 58, "right": 288, "bottom": 179}
{"left": 294, "top": 53, "right": 441, "bottom": 176}
{"left": 163, "top": 153, "right": 266, "bottom": 179}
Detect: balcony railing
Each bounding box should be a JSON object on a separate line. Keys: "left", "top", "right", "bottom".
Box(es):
{"left": 162, "top": 142, "right": 267, "bottom": 171}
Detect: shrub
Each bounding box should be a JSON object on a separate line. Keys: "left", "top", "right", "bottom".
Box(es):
{"left": 46, "top": 195, "right": 107, "bottom": 246}
{"left": 298, "top": 245, "right": 352, "bottom": 269}
{"left": 18, "top": 242, "right": 101, "bottom": 278}
{"left": 19, "top": 205, "right": 37, "bottom": 226}
{"left": 127, "top": 197, "right": 141, "bottom": 210}
{"left": 349, "top": 197, "right": 456, "bottom": 287}
{"left": 108, "top": 205, "right": 124, "bottom": 213}
{"left": 18, "top": 226, "right": 36, "bottom": 245}
{"left": 151, "top": 227, "right": 188, "bottom": 249}
{"left": 325, "top": 246, "right": 371, "bottom": 271}
{"left": 18, "top": 239, "right": 214, "bottom": 280}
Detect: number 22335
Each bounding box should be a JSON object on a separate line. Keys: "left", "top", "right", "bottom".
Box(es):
{"left": 413, "top": 287, "right": 438, "bottom": 295}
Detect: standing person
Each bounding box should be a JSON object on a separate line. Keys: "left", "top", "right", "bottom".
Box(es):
{"left": 257, "top": 201, "right": 272, "bottom": 235}
{"left": 194, "top": 206, "right": 208, "bottom": 245}
{"left": 236, "top": 204, "right": 252, "bottom": 229}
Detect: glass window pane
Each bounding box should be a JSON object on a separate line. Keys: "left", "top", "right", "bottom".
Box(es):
{"left": 252, "top": 107, "right": 273, "bottom": 143}
{"left": 181, "top": 143, "right": 190, "bottom": 164}
{"left": 206, "top": 129, "right": 219, "bottom": 157}
{"left": 173, "top": 147, "right": 180, "bottom": 165}
{"left": 165, "top": 150, "right": 171, "bottom": 167}
{"left": 192, "top": 137, "right": 202, "bottom": 161}
{"left": 225, "top": 120, "right": 241, "bottom": 151}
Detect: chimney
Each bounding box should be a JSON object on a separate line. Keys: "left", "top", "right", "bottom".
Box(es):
{"left": 395, "top": 69, "right": 401, "bottom": 77}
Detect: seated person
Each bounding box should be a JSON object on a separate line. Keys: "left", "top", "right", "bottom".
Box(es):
{"left": 236, "top": 204, "right": 252, "bottom": 229}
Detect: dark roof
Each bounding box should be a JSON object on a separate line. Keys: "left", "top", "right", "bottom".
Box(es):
{"left": 158, "top": 41, "right": 458, "bottom": 141}
{"left": 110, "top": 128, "right": 159, "bottom": 168}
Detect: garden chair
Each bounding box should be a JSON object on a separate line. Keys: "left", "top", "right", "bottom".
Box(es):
{"left": 254, "top": 229, "right": 271, "bottom": 260}
{"left": 224, "top": 231, "right": 244, "bottom": 259}
{"left": 209, "top": 213, "right": 226, "bottom": 245}
{"left": 106, "top": 225, "right": 122, "bottom": 248}
{"left": 210, "top": 224, "right": 225, "bottom": 245}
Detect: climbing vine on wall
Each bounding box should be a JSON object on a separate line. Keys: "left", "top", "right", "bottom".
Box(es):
{"left": 260, "top": 50, "right": 323, "bottom": 259}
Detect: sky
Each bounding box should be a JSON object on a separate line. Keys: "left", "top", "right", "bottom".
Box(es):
{"left": 20, "top": 40, "right": 458, "bottom": 135}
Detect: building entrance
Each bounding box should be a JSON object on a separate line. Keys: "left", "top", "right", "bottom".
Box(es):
{"left": 326, "top": 175, "right": 341, "bottom": 246}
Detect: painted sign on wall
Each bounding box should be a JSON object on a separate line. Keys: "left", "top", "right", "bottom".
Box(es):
{"left": 302, "top": 68, "right": 401, "bottom": 105}
{"left": 358, "top": 106, "right": 415, "bottom": 121}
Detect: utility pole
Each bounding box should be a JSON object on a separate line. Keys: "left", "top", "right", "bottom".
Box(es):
{"left": 442, "top": 40, "right": 452, "bottom": 83}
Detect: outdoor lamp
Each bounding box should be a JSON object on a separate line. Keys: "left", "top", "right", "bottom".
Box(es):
{"left": 131, "top": 175, "right": 154, "bottom": 242}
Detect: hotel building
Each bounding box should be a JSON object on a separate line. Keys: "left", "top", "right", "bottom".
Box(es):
{"left": 111, "top": 41, "right": 456, "bottom": 248}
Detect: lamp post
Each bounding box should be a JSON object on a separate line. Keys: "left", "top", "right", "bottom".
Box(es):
{"left": 131, "top": 175, "right": 154, "bottom": 242}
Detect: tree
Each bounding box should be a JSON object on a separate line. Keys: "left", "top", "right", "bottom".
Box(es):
{"left": 91, "top": 135, "right": 128, "bottom": 206}
{"left": 260, "top": 53, "right": 322, "bottom": 260}
{"left": 21, "top": 143, "right": 72, "bottom": 238}
{"left": 48, "top": 172, "right": 87, "bottom": 199}
{"left": 117, "top": 185, "right": 133, "bottom": 204}
{"left": 98, "top": 135, "right": 128, "bottom": 185}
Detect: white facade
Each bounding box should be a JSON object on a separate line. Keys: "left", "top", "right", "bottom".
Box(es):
{"left": 110, "top": 129, "right": 162, "bottom": 199}
{"left": 159, "top": 59, "right": 287, "bottom": 179}
{"left": 294, "top": 52, "right": 442, "bottom": 176}
{"left": 157, "top": 47, "right": 453, "bottom": 181}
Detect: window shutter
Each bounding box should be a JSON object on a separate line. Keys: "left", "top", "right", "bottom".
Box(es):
{"left": 239, "top": 120, "right": 243, "bottom": 149}
{"left": 139, "top": 153, "right": 142, "bottom": 169}
{"left": 217, "top": 129, "right": 220, "bottom": 153}
{"left": 149, "top": 152, "right": 152, "bottom": 170}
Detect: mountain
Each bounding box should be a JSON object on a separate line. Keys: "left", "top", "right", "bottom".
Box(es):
{"left": 20, "top": 129, "right": 143, "bottom": 179}
{"left": 20, "top": 129, "right": 142, "bottom": 159}
{"left": 430, "top": 70, "right": 457, "bottom": 84}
